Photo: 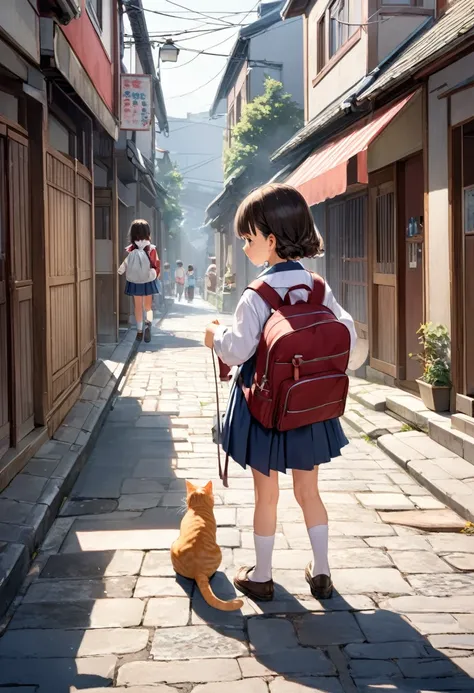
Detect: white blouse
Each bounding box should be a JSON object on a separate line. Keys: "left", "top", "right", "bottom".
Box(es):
{"left": 213, "top": 264, "right": 357, "bottom": 368}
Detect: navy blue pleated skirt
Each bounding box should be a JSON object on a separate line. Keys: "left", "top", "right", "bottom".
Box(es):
{"left": 125, "top": 279, "right": 160, "bottom": 296}
{"left": 222, "top": 358, "right": 348, "bottom": 476}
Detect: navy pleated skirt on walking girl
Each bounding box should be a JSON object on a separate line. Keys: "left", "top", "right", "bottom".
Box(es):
{"left": 125, "top": 278, "right": 160, "bottom": 296}
{"left": 222, "top": 357, "right": 349, "bottom": 476}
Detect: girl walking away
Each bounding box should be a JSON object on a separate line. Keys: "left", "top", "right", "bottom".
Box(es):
{"left": 204, "top": 184, "right": 357, "bottom": 602}
{"left": 186, "top": 265, "right": 196, "bottom": 303}
{"left": 118, "top": 219, "right": 160, "bottom": 343}
{"left": 175, "top": 260, "right": 185, "bottom": 302}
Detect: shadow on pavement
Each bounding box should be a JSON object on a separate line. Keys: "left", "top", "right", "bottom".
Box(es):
{"left": 191, "top": 572, "right": 472, "bottom": 692}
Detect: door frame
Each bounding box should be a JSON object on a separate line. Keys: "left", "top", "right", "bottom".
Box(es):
{"left": 368, "top": 165, "right": 398, "bottom": 378}
{"left": 0, "top": 115, "right": 36, "bottom": 447}
{"left": 396, "top": 152, "right": 426, "bottom": 389}
{"left": 0, "top": 125, "right": 10, "bottom": 458}
{"left": 450, "top": 118, "right": 474, "bottom": 400}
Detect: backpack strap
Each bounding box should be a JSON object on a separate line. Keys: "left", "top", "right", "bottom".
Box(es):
{"left": 310, "top": 273, "right": 326, "bottom": 304}
{"left": 247, "top": 279, "right": 283, "bottom": 311}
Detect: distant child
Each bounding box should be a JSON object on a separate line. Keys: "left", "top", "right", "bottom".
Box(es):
{"left": 204, "top": 184, "right": 357, "bottom": 603}
{"left": 162, "top": 262, "right": 172, "bottom": 297}
{"left": 175, "top": 260, "right": 185, "bottom": 301}
{"left": 185, "top": 265, "right": 196, "bottom": 303}
{"left": 118, "top": 219, "right": 160, "bottom": 343}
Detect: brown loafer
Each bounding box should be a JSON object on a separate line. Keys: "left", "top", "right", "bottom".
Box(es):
{"left": 136, "top": 331, "right": 143, "bottom": 342}
{"left": 234, "top": 566, "right": 274, "bottom": 602}
{"left": 305, "top": 562, "right": 333, "bottom": 600}
{"left": 144, "top": 321, "right": 151, "bottom": 343}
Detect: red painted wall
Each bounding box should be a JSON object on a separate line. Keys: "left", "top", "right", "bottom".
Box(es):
{"left": 62, "top": 0, "right": 114, "bottom": 112}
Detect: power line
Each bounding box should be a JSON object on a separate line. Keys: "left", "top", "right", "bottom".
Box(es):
{"left": 125, "top": 25, "right": 235, "bottom": 39}
{"left": 161, "top": 0, "right": 236, "bottom": 27}
{"left": 125, "top": 1, "right": 248, "bottom": 26}
{"left": 178, "top": 155, "right": 222, "bottom": 175}
{"left": 241, "top": 0, "right": 261, "bottom": 24}
{"left": 158, "top": 10, "right": 258, "bottom": 14}
{"left": 167, "top": 151, "right": 222, "bottom": 155}
{"left": 182, "top": 177, "right": 224, "bottom": 183}
{"left": 164, "top": 120, "right": 226, "bottom": 133}
{"left": 167, "top": 64, "right": 226, "bottom": 99}
{"left": 163, "top": 32, "right": 237, "bottom": 70}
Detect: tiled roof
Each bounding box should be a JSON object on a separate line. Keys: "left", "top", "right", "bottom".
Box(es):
{"left": 273, "top": 0, "right": 474, "bottom": 162}
{"left": 360, "top": 0, "right": 474, "bottom": 100}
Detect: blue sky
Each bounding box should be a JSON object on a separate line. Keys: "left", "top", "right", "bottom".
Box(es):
{"left": 136, "top": 0, "right": 260, "bottom": 118}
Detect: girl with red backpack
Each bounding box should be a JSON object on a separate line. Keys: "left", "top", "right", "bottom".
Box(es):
{"left": 118, "top": 219, "right": 160, "bottom": 343}
{"left": 204, "top": 184, "right": 357, "bottom": 603}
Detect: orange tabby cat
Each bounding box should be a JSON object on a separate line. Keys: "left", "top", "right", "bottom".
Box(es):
{"left": 171, "top": 480, "right": 243, "bottom": 611}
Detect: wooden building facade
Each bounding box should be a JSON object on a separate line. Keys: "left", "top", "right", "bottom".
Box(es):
{"left": 0, "top": 0, "right": 118, "bottom": 490}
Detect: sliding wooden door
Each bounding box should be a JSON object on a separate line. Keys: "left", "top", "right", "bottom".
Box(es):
{"left": 369, "top": 167, "right": 397, "bottom": 377}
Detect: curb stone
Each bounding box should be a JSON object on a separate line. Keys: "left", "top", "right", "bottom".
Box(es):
{"left": 0, "top": 309, "right": 167, "bottom": 618}
{"left": 343, "top": 383, "right": 474, "bottom": 524}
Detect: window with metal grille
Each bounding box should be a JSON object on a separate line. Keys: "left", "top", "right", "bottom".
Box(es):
{"left": 327, "top": 194, "right": 367, "bottom": 328}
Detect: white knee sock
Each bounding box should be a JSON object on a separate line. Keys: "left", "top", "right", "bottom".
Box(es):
{"left": 146, "top": 309, "right": 153, "bottom": 323}
{"left": 308, "top": 524, "right": 330, "bottom": 577}
{"left": 136, "top": 321, "right": 143, "bottom": 331}
{"left": 248, "top": 534, "right": 275, "bottom": 582}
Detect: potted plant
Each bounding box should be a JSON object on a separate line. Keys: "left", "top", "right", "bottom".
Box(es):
{"left": 410, "top": 323, "right": 451, "bottom": 412}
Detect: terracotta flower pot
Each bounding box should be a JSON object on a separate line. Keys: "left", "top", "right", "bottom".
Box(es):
{"left": 416, "top": 379, "right": 451, "bottom": 412}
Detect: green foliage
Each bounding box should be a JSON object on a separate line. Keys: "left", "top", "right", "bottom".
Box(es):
{"left": 409, "top": 322, "right": 451, "bottom": 387}
{"left": 224, "top": 77, "right": 303, "bottom": 178}
{"left": 155, "top": 163, "right": 184, "bottom": 237}
{"left": 462, "top": 522, "right": 474, "bottom": 535}
{"left": 400, "top": 423, "right": 415, "bottom": 433}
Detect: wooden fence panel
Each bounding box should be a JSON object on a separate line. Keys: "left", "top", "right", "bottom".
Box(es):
{"left": 0, "top": 136, "right": 9, "bottom": 458}
{"left": 47, "top": 149, "right": 79, "bottom": 407}
{"left": 77, "top": 166, "right": 94, "bottom": 373}
{"left": 46, "top": 149, "right": 95, "bottom": 427}
{"left": 8, "top": 133, "right": 34, "bottom": 442}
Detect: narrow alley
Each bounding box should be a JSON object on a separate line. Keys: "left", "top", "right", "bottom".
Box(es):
{"left": 0, "top": 299, "right": 473, "bottom": 692}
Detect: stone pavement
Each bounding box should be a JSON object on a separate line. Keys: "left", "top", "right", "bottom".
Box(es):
{"left": 0, "top": 298, "right": 474, "bottom": 692}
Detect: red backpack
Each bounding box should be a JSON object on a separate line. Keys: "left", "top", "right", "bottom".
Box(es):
{"left": 242, "top": 273, "right": 351, "bottom": 431}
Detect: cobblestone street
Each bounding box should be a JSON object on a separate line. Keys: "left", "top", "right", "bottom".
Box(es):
{"left": 1, "top": 299, "right": 473, "bottom": 692}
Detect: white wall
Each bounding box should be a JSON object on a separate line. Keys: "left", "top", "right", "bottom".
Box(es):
{"left": 101, "top": 0, "right": 113, "bottom": 59}
{"left": 368, "top": 93, "right": 423, "bottom": 173}
{"left": 248, "top": 16, "right": 304, "bottom": 107}
{"left": 427, "top": 53, "right": 474, "bottom": 330}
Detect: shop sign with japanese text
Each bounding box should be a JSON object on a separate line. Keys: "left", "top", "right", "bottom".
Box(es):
{"left": 120, "top": 74, "right": 152, "bottom": 131}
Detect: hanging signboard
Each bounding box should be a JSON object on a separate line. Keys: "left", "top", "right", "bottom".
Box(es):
{"left": 120, "top": 74, "right": 152, "bottom": 131}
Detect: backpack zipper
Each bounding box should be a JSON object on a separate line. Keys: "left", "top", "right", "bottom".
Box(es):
{"left": 286, "top": 398, "right": 345, "bottom": 414}
{"left": 275, "top": 349, "right": 350, "bottom": 366}
{"left": 264, "top": 310, "right": 329, "bottom": 345}
{"left": 282, "top": 373, "right": 344, "bottom": 413}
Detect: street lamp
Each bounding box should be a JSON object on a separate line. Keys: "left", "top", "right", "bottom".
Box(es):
{"left": 160, "top": 39, "right": 180, "bottom": 63}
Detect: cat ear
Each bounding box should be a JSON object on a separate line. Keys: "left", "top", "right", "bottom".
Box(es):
{"left": 203, "top": 480, "right": 213, "bottom": 494}
{"left": 185, "top": 480, "right": 196, "bottom": 494}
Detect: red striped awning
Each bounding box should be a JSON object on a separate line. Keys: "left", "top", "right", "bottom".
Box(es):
{"left": 286, "top": 94, "right": 415, "bottom": 206}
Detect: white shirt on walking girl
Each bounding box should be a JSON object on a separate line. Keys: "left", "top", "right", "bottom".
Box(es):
{"left": 213, "top": 263, "right": 357, "bottom": 368}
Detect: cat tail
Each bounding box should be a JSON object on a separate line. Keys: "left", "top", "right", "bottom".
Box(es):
{"left": 195, "top": 574, "right": 244, "bottom": 612}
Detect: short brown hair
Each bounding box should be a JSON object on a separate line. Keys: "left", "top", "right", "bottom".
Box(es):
{"left": 235, "top": 184, "right": 324, "bottom": 259}
{"left": 130, "top": 219, "right": 151, "bottom": 243}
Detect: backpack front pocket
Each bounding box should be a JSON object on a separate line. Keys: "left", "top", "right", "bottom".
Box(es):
{"left": 276, "top": 372, "right": 349, "bottom": 432}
